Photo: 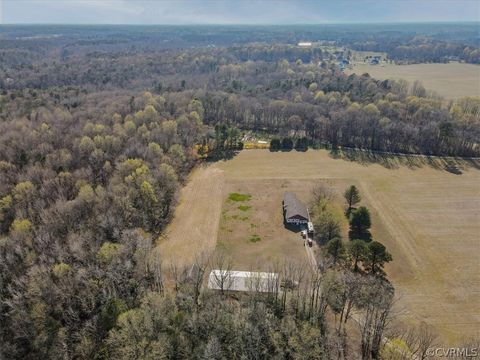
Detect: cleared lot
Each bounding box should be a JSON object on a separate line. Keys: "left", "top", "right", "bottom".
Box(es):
{"left": 159, "top": 149, "right": 480, "bottom": 343}
{"left": 217, "top": 179, "right": 320, "bottom": 271}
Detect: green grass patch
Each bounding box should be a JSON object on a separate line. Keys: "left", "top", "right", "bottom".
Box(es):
{"left": 249, "top": 234, "right": 261, "bottom": 243}
{"left": 228, "top": 193, "right": 251, "bottom": 202}
{"left": 230, "top": 214, "right": 249, "bottom": 221}
{"left": 238, "top": 205, "right": 251, "bottom": 211}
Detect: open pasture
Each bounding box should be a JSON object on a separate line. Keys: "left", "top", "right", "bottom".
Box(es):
{"left": 346, "top": 62, "right": 480, "bottom": 99}
{"left": 159, "top": 149, "right": 480, "bottom": 343}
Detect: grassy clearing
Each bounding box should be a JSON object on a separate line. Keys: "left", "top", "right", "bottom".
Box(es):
{"left": 346, "top": 62, "right": 480, "bottom": 99}
{"left": 218, "top": 180, "right": 308, "bottom": 270}
{"left": 228, "top": 192, "right": 252, "bottom": 202}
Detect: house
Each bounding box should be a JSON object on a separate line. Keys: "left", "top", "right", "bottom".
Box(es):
{"left": 298, "top": 42, "right": 312, "bottom": 47}
{"left": 283, "top": 192, "right": 309, "bottom": 225}
{"left": 208, "top": 270, "right": 279, "bottom": 292}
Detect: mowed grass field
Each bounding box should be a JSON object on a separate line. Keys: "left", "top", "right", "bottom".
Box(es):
{"left": 217, "top": 180, "right": 309, "bottom": 270}
{"left": 346, "top": 62, "right": 480, "bottom": 99}
{"left": 159, "top": 149, "right": 480, "bottom": 343}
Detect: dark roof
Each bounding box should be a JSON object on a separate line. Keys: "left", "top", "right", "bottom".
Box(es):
{"left": 283, "top": 192, "right": 309, "bottom": 220}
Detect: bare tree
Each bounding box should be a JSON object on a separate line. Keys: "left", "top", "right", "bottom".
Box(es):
{"left": 311, "top": 183, "right": 336, "bottom": 204}
{"left": 211, "top": 252, "right": 234, "bottom": 295}
{"left": 148, "top": 247, "right": 164, "bottom": 294}
{"left": 392, "top": 322, "right": 438, "bottom": 360}
{"left": 357, "top": 276, "right": 395, "bottom": 359}
{"left": 190, "top": 251, "right": 211, "bottom": 309}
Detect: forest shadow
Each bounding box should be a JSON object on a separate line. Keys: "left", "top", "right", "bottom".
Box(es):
{"left": 329, "top": 148, "right": 480, "bottom": 173}
{"left": 205, "top": 150, "right": 240, "bottom": 162}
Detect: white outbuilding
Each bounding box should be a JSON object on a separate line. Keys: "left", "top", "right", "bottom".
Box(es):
{"left": 208, "top": 270, "right": 278, "bottom": 293}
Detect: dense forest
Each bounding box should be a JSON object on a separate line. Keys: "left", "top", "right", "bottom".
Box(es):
{"left": 0, "top": 25, "right": 479, "bottom": 359}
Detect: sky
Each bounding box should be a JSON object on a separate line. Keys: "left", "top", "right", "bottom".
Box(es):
{"left": 1, "top": 0, "right": 479, "bottom": 25}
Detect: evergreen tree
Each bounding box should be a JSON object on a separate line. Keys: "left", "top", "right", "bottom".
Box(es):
{"left": 344, "top": 185, "right": 361, "bottom": 213}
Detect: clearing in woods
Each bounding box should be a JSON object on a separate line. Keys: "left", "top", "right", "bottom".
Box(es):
{"left": 159, "top": 149, "right": 480, "bottom": 343}
{"left": 346, "top": 62, "right": 480, "bottom": 99}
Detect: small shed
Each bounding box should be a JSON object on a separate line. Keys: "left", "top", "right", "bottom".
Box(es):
{"left": 208, "top": 270, "right": 278, "bottom": 293}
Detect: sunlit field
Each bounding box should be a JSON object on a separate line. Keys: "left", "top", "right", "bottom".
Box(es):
{"left": 346, "top": 62, "right": 480, "bottom": 99}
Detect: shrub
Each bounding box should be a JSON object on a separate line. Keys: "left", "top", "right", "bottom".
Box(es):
{"left": 281, "top": 137, "right": 293, "bottom": 150}
{"left": 270, "top": 138, "right": 281, "bottom": 151}
{"left": 295, "top": 137, "right": 309, "bottom": 151}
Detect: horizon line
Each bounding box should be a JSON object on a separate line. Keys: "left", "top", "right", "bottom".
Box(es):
{"left": 1, "top": 20, "right": 479, "bottom": 26}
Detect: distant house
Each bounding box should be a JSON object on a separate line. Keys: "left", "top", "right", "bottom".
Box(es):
{"left": 283, "top": 192, "right": 309, "bottom": 225}
{"left": 298, "top": 42, "right": 312, "bottom": 47}
{"left": 208, "top": 270, "right": 278, "bottom": 292}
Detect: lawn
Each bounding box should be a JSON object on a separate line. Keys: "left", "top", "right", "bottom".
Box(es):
{"left": 346, "top": 62, "right": 480, "bottom": 99}
{"left": 159, "top": 149, "right": 480, "bottom": 343}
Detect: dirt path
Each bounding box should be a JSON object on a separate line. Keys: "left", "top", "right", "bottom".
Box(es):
{"left": 157, "top": 165, "right": 225, "bottom": 268}
{"left": 304, "top": 241, "right": 318, "bottom": 270}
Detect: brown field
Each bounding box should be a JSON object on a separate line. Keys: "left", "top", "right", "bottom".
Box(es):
{"left": 158, "top": 165, "right": 225, "bottom": 268}
{"left": 346, "top": 62, "right": 480, "bottom": 99}
{"left": 158, "top": 149, "right": 480, "bottom": 343}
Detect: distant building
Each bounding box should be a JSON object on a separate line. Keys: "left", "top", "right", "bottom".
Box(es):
{"left": 283, "top": 192, "right": 309, "bottom": 225}
{"left": 208, "top": 270, "right": 278, "bottom": 292}
{"left": 298, "top": 42, "right": 312, "bottom": 47}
